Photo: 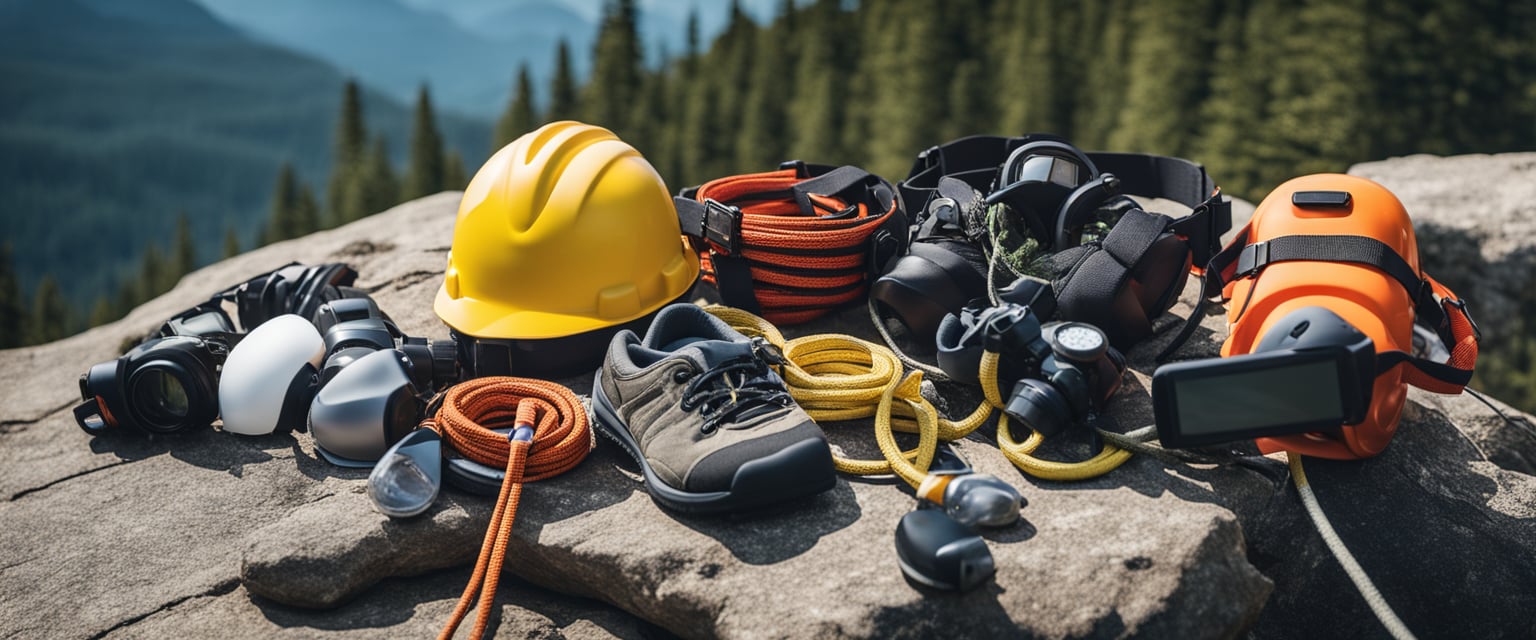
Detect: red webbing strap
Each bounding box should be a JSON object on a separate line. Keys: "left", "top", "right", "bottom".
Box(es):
{"left": 677, "top": 166, "right": 903, "bottom": 325}
{"left": 1400, "top": 275, "right": 1479, "bottom": 393}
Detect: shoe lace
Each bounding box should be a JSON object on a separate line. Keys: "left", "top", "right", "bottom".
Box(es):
{"left": 677, "top": 338, "right": 793, "bottom": 434}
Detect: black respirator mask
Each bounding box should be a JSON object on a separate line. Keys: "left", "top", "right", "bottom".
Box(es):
{"left": 73, "top": 263, "right": 360, "bottom": 437}
{"left": 936, "top": 303, "right": 1126, "bottom": 436}
{"left": 873, "top": 135, "right": 1230, "bottom": 352}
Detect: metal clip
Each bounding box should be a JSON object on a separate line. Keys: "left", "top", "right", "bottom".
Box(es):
{"left": 702, "top": 198, "right": 743, "bottom": 255}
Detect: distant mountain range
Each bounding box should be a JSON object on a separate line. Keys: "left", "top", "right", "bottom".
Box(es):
{"left": 194, "top": 0, "right": 784, "bottom": 118}
{"left": 0, "top": 0, "right": 489, "bottom": 309}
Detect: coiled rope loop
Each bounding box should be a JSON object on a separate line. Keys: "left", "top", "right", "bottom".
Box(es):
{"left": 428, "top": 377, "right": 592, "bottom": 640}
{"left": 707, "top": 306, "right": 990, "bottom": 489}
{"left": 710, "top": 306, "right": 1132, "bottom": 482}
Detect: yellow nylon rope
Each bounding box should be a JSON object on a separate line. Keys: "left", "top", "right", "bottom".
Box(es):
{"left": 979, "top": 356, "right": 1135, "bottom": 480}
{"left": 707, "top": 306, "right": 1132, "bottom": 483}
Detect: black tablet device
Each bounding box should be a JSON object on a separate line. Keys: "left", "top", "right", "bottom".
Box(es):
{"left": 1152, "top": 347, "right": 1370, "bottom": 449}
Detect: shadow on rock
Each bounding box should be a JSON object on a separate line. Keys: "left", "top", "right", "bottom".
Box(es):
{"left": 867, "top": 580, "right": 1024, "bottom": 637}
{"left": 288, "top": 440, "right": 371, "bottom": 482}
{"left": 166, "top": 430, "right": 280, "bottom": 473}
{"left": 251, "top": 564, "right": 670, "bottom": 639}
{"left": 87, "top": 426, "right": 280, "bottom": 473}
{"left": 668, "top": 478, "right": 862, "bottom": 565}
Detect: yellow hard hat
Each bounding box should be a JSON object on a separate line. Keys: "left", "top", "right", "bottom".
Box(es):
{"left": 434, "top": 121, "right": 698, "bottom": 377}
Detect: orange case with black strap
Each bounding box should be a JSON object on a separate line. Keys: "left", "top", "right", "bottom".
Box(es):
{"left": 1199, "top": 174, "right": 1479, "bottom": 459}
{"left": 675, "top": 161, "right": 907, "bottom": 325}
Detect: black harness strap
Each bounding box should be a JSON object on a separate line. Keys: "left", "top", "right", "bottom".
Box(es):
{"left": 898, "top": 135, "right": 1232, "bottom": 264}
{"left": 1054, "top": 209, "right": 1173, "bottom": 339}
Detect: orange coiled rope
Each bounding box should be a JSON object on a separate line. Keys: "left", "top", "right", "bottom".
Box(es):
{"left": 428, "top": 376, "right": 592, "bottom": 640}
{"left": 679, "top": 165, "right": 905, "bottom": 326}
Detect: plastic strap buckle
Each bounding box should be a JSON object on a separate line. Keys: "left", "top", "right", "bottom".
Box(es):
{"left": 979, "top": 304, "right": 1039, "bottom": 355}
{"left": 702, "top": 198, "right": 744, "bottom": 255}
{"left": 1235, "top": 241, "right": 1269, "bottom": 278}
{"left": 777, "top": 159, "right": 809, "bottom": 177}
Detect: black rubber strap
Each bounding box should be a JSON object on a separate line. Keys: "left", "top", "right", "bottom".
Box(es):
{"left": 1375, "top": 350, "right": 1474, "bottom": 387}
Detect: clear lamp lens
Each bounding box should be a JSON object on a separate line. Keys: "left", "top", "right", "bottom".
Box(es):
{"left": 368, "top": 452, "right": 438, "bottom": 518}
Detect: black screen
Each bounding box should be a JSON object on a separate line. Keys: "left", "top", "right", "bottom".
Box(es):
{"left": 1173, "top": 359, "right": 1345, "bottom": 437}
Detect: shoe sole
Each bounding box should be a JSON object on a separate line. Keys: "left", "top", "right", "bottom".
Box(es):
{"left": 591, "top": 371, "right": 837, "bottom": 515}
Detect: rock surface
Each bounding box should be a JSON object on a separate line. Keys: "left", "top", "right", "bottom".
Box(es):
{"left": 3, "top": 158, "right": 1535, "bottom": 639}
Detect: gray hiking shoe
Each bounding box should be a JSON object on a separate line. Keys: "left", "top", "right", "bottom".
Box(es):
{"left": 591, "top": 304, "right": 835, "bottom": 513}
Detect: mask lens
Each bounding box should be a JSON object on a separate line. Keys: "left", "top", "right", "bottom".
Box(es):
{"left": 1015, "top": 155, "right": 1080, "bottom": 188}
{"left": 133, "top": 368, "right": 189, "bottom": 426}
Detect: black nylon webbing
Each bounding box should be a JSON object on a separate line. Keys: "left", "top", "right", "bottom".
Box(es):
{"left": 1235, "top": 235, "right": 1424, "bottom": 304}
{"left": 711, "top": 255, "right": 760, "bottom": 314}
{"left": 1055, "top": 210, "right": 1172, "bottom": 344}
{"left": 1086, "top": 152, "right": 1214, "bottom": 210}
{"left": 897, "top": 136, "right": 1231, "bottom": 263}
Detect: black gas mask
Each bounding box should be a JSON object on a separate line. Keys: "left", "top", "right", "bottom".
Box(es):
{"left": 936, "top": 303, "right": 1125, "bottom": 436}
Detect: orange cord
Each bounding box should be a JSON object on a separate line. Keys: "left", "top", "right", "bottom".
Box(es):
{"left": 428, "top": 377, "right": 592, "bottom": 640}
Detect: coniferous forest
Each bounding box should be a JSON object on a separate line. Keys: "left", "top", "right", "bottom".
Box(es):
{"left": 4, "top": 0, "right": 1535, "bottom": 408}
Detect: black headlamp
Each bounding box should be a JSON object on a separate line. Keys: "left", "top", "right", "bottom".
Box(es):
{"left": 72, "top": 262, "right": 361, "bottom": 437}
{"left": 1152, "top": 307, "right": 1376, "bottom": 449}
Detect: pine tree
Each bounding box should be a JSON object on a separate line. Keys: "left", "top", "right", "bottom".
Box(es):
{"left": 627, "top": 68, "right": 671, "bottom": 181}
{"left": 356, "top": 135, "right": 400, "bottom": 217}
{"left": 1074, "top": 0, "right": 1133, "bottom": 149}
{"left": 222, "top": 227, "right": 241, "bottom": 259}
{"left": 860, "top": 0, "right": 953, "bottom": 179}
{"left": 173, "top": 212, "right": 196, "bottom": 278}
{"left": 584, "top": 0, "right": 644, "bottom": 136}
{"left": 327, "top": 80, "right": 369, "bottom": 224}
{"left": 402, "top": 86, "right": 446, "bottom": 200}
{"left": 735, "top": 22, "right": 789, "bottom": 170}
{"left": 945, "top": 60, "right": 989, "bottom": 142}
{"left": 264, "top": 162, "right": 320, "bottom": 243}
{"left": 88, "top": 296, "right": 114, "bottom": 328}
{"left": 443, "top": 150, "right": 468, "bottom": 190}
{"left": 294, "top": 183, "right": 321, "bottom": 237}
{"left": 113, "top": 278, "right": 136, "bottom": 320}
{"left": 28, "top": 276, "right": 71, "bottom": 345}
{"left": 676, "top": 9, "right": 720, "bottom": 185}
{"left": 494, "top": 64, "right": 538, "bottom": 148}
{"left": 1261, "top": 0, "right": 1372, "bottom": 178}
{"left": 264, "top": 163, "right": 297, "bottom": 244}
{"left": 1196, "top": 0, "right": 1278, "bottom": 198}
{"left": 989, "top": 0, "right": 1075, "bottom": 135}
{"left": 1108, "top": 0, "right": 1220, "bottom": 156}
{"left": 139, "top": 244, "right": 169, "bottom": 301}
{"left": 705, "top": 2, "right": 758, "bottom": 177}
{"left": 549, "top": 39, "right": 579, "bottom": 121}
{"left": 787, "top": 0, "right": 849, "bottom": 163}
{"left": 0, "top": 243, "right": 25, "bottom": 348}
